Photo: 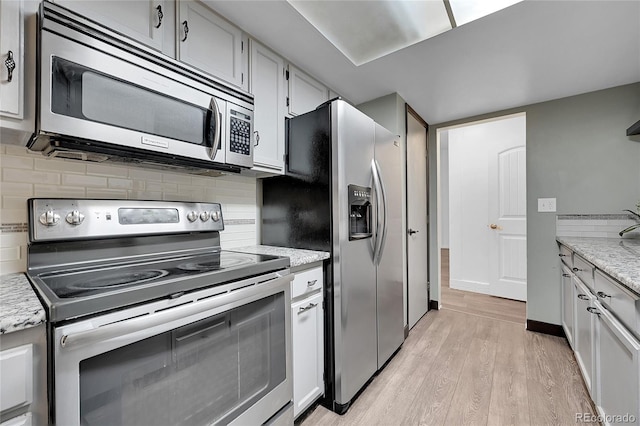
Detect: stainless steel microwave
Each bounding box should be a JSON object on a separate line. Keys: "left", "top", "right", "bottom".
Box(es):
{"left": 28, "top": 1, "right": 254, "bottom": 173}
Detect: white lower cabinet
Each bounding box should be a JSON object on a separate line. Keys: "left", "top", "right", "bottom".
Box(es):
{"left": 594, "top": 301, "right": 640, "bottom": 425}
{"left": 562, "top": 265, "right": 575, "bottom": 348}
{"left": 574, "top": 278, "right": 596, "bottom": 398}
{"left": 291, "top": 265, "right": 324, "bottom": 418}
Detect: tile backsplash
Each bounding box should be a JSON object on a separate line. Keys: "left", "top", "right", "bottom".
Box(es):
{"left": 556, "top": 214, "right": 639, "bottom": 238}
{"left": 0, "top": 144, "right": 259, "bottom": 274}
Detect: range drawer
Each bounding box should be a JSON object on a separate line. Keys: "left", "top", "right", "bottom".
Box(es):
{"left": 558, "top": 244, "right": 573, "bottom": 268}
{"left": 291, "top": 266, "right": 323, "bottom": 300}
{"left": 595, "top": 270, "right": 640, "bottom": 336}
{"left": 573, "top": 254, "right": 594, "bottom": 292}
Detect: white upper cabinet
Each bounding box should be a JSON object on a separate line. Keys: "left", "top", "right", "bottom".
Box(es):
{"left": 177, "top": 0, "right": 247, "bottom": 91}
{"left": 249, "top": 40, "right": 285, "bottom": 173}
{"left": 0, "top": 0, "right": 24, "bottom": 119}
{"left": 287, "top": 65, "right": 328, "bottom": 116}
{"left": 54, "top": 0, "right": 175, "bottom": 56}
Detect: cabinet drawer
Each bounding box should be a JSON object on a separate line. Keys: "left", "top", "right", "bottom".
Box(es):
{"left": 595, "top": 270, "right": 640, "bottom": 335}
{"left": 0, "top": 344, "right": 33, "bottom": 413}
{"left": 573, "top": 254, "right": 594, "bottom": 291}
{"left": 558, "top": 244, "right": 573, "bottom": 268}
{"left": 292, "top": 266, "right": 323, "bottom": 299}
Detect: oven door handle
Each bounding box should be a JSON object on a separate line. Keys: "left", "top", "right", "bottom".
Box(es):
{"left": 60, "top": 272, "right": 292, "bottom": 349}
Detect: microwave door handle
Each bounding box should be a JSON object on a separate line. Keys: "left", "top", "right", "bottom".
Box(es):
{"left": 206, "top": 98, "right": 222, "bottom": 160}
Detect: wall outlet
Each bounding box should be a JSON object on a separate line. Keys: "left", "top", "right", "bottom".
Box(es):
{"left": 538, "top": 198, "right": 557, "bottom": 212}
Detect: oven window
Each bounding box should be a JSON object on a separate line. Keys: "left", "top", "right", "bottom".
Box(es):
{"left": 78, "top": 293, "right": 286, "bottom": 425}
{"left": 51, "top": 57, "right": 209, "bottom": 146}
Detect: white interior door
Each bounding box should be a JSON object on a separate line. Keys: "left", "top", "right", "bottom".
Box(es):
{"left": 407, "top": 108, "right": 429, "bottom": 329}
{"left": 448, "top": 113, "right": 526, "bottom": 301}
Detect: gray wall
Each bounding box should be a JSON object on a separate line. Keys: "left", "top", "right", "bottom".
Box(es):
{"left": 429, "top": 82, "right": 640, "bottom": 325}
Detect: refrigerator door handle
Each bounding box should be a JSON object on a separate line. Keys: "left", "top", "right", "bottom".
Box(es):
{"left": 371, "top": 160, "right": 379, "bottom": 261}
{"left": 371, "top": 159, "right": 387, "bottom": 265}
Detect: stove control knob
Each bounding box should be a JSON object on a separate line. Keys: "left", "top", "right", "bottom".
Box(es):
{"left": 39, "top": 210, "right": 60, "bottom": 227}
{"left": 186, "top": 211, "right": 198, "bottom": 222}
{"left": 211, "top": 210, "right": 221, "bottom": 222}
{"left": 65, "top": 210, "right": 85, "bottom": 226}
{"left": 199, "top": 211, "right": 210, "bottom": 222}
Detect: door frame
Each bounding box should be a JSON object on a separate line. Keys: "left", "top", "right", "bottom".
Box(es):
{"left": 405, "top": 104, "right": 430, "bottom": 331}
{"left": 436, "top": 112, "right": 527, "bottom": 303}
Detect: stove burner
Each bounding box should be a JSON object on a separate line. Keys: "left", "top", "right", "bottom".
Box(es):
{"left": 178, "top": 261, "right": 222, "bottom": 272}
{"left": 67, "top": 269, "right": 169, "bottom": 291}
{"left": 178, "top": 256, "right": 251, "bottom": 272}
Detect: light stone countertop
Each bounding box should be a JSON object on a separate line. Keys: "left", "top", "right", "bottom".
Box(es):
{"left": 231, "top": 245, "right": 329, "bottom": 268}
{"left": 0, "top": 273, "right": 46, "bottom": 334}
{"left": 556, "top": 237, "right": 640, "bottom": 296}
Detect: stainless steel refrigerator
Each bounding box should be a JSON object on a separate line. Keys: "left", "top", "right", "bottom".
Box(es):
{"left": 261, "top": 99, "right": 404, "bottom": 414}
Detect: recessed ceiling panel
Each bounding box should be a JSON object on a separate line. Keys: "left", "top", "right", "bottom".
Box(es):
{"left": 288, "top": 0, "right": 452, "bottom": 65}
{"left": 449, "top": 0, "right": 523, "bottom": 26}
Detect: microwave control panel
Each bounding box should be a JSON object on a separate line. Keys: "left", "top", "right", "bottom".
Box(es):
{"left": 229, "top": 110, "right": 252, "bottom": 156}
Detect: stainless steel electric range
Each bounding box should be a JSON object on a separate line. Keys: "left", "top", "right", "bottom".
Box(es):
{"left": 26, "top": 199, "right": 294, "bottom": 426}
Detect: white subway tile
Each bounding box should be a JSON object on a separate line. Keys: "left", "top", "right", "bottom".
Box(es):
{"left": 62, "top": 174, "right": 107, "bottom": 187}
{"left": 0, "top": 182, "right": 33, "bottom": 197}
{"left": 4, "top": 168, "right": 61, "bottom": 185}
{"left": 108, "top": 178, "right": 133, "bottom": 189}
{"left": 0, "top": 246, "right": 21, "bottom": 261}
{"left": 2, "top": 196, "right": 28, "bottom": 210}
{"left": 0, "top": 259, "right": 27, "bottom": 274}
{"left": 163, "top": 173, "right": 192, "bottom": 185}
{"left": 146, "top": 182, "right": 178, "bottom": 193}
{"left": 0, "top": 209, "right": 28, "bottom": 224}
{"left": 35, "top": 158, "right": 86, "bottom": 174}
{"left": 1, "top": 155, "right": 34, "bottom": 170}
{"left": 86, "top": 163, "right": 130, "bottom": 177}
{"left": 4, "top": 145, "right": 31, "bottom": 156}
{"left": 128, "top": 191, "right": 162, "bottom": 200}
{"left": 85, "top": 188, "right": 128, "bottom": 199}
{"left": 129, "top": 169, "right": 163, "bottom": 182}
{"left": 0, "top": 233, "right": 28, "bottom": 248}
{"left": 190, "top": 176, "right": 216, "bottom": 187}
{"left": 34, "top": 184, "right": 86, "bottom": 198}
{"left": 162, "top": 193, "right": 194, "bottom": 202}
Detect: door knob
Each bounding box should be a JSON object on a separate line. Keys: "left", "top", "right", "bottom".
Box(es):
{"left": 488, "top": 224, "right": 502, "bottom": 230}
{"left": 408, "top": 228, "right": 419, "bottom": 235}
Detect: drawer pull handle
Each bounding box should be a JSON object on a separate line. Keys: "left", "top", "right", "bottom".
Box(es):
{"left": 597, "top": 291, "right": 611, "bottom": 299}
{"left": 155, "top": 5, "right": 163, "bottom": 28}
{"left": 5, "top": 50, "right": 15, "bottom": 82}
{"left": 586, "top": 307, "right": 601, "bottom": 316}
{"left": 307, "top": 279, "right": 317, "bottom": 287}
{"left": 572, "top": 267, "right": 583, "bottom": 272}
{"left": 562, "top": 273, "right": 571, "bottom": 278}
{"left": 558, "top": 253, "right": 567, "bottom": 257}
{"left": 181, "top": 21, "right": 189, "bottom": 42}
{"left": 298, "top": 302, "right": 317, "bottom": 314}
{"left": 577, "top": 294, "right": 590, "bottom": 300}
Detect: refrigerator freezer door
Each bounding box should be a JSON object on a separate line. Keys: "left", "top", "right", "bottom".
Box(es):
{"left": 374, "top": 124, "right": 405, "bottom": 369}
{"left": 331, "top": 101, "right": 378, "bottom": 406}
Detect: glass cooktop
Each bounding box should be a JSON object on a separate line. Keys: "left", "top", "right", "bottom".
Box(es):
{"left": 29, "top": 250, "right": 290, "bottom": 322}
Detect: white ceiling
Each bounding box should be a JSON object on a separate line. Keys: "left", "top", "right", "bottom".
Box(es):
{"left": 206, "top": 0, "right": 640, "bottom": 125}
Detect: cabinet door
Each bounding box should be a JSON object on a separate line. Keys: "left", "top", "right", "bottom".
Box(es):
{"left": 595, "top": 302, "right": 640, "bottom": 426}
{"left": 177, "top": 0, "right": 247, "bottom": 90}
{"left": 291, "top": 292, "right": 324, "bottom": 418}
{"left": 249, "top": 40, "right": 285, "bottom": 172}
{"left": 562, "top": 265, "right": 575, "bottom": 348}
{"left": 287, "top": 65, "right": 328, "bottom": 116}
{"left": 0, "top": 0, "right": 23, "bottom": 118}
{"left": 55, "top": 0, "right": 170, "bottom": 53}
{"left": 574, "top": 278, "right": 596, "bottom": 398}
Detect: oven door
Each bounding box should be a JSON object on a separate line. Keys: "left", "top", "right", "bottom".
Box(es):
{"left": 52, "top": 272, "right": 292, "bottom": 426}
{"left": 36, "top": 29, "right": 226, "bottom": 165}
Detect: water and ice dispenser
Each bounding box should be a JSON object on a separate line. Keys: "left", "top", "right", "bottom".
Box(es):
{"left": 348, "top": 184, "right": 372, "bottom": 240}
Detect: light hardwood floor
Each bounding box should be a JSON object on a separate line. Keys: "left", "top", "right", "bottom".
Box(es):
{"left": 301, "top": 250, "right": 596, "bottom": 425}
